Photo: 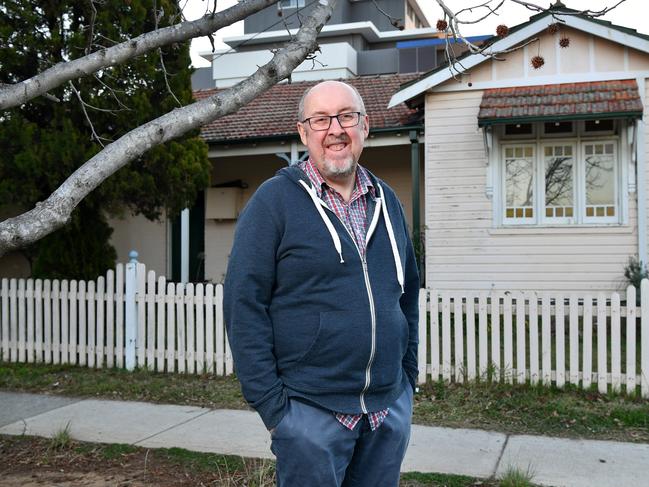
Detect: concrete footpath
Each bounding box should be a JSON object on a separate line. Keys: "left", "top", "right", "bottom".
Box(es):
{"left": 1, "top": 391, "right": 647, "bottom": 487}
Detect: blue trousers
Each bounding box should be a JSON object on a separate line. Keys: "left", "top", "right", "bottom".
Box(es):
{"left": 270, "top": 385, "right": 412, "bottom": 487}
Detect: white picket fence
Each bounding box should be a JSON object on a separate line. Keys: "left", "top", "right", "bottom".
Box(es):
{"left": 416, "top": 284, "right": 649, "bottom": 397}
{"left": 0, "top": 257, "right": 233, "bottom": 375}
{"left": 1, "top": 258, "right": 648, "bottom": 397}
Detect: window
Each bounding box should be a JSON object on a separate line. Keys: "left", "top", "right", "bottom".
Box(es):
{"left": 497, "top": 121, "right": 624, "bottom": 226}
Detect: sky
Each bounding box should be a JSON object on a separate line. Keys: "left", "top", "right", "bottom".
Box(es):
{"left": 182, "top": 0, "right": 648, "bottom": 68}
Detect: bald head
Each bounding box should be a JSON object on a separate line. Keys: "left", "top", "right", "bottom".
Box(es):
{"left": 297, "top": 81, "right": 366, "bottom": 122}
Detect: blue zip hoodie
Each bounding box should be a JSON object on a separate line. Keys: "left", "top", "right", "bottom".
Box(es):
{"left": 223, "top": 165, "right": 419, "bottom": 430}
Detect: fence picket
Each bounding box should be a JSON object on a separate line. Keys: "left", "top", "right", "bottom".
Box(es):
{"left": 555, "top": 295, "right": 565, "bottom": 388}
{"left": 156, "top": 276, "right": 166, "bottom": 372}
{"left": 542, "top": 293, "right": 551, "bottom": 386}
{"left": 569, "top": 294, "right": 579, "bottom": 385}
{"left": 418, "top": 289, "right": 427, "bottom": 384}
{"left": 60, "top": 280, "right": 69, "bottom": 364}
{"left": 611, "top": 293, "right": 621, "bottom": 393}
{"left": 430, "top": 291, "right": 440, "bottom": 381}
{"left": 196, "top": 283, "right": 205, "bottom": 374}
{"left": 146, "top": 270, "right": 156, "bottom": 369}
{"left": 35, "top": 280, "right": 43, "bottom": 362}
{"left": 136, "top": 263, "right": 146, "bottom": 368}
{"left": 641, "top": 280, "right": 649, "bottom": 398}
{"left": 69, "top": 281, "right": 78, "bottom": 365}
{"left": 106, "top": 270, "right": 115, "bottom": 369}
{"left": 9, "top": 279, "right": 17, "bottom": 362}
{"left": 175, "top": 283, "right": 186, "bottom": 373}
{"left": 43, "top": 280, "right": 51, "bottom": 364}
{"left": 582, "top": 295, "right": 593, "bottom": 389}
{"left": 478, "top": 292, "right": 488, "bottom": 378}
{"left": 597, "top": 293, "right": 607, "bottom": 394}
{"left": 490, "top": 293, "right": 500, "bottom": 377}
{"left": 529, "top": 293, "right": 539, "bottom": 385}
{"left": 503, "top": 294, "right": 513, "bottom": 383}
{"left": 96, "top": 277, "right": 105, "bottom": 368}
{"left": 166, "top": 282, "right": 175, "bottom": 373}
{"left": 441, "top": 293, "right": 451, "bottom": 381}
{"left": 115, "top": 265, "right": 124, "bottom": 368}
{"left": 78, "top": 281, "right": 86, "bottom": 366}
{"left": 466, "top": 295, "right": 476, "bottom": 381}
{"left": 218, "top": 285, "right": 233, "bottom": 375}
{"left": 52, "top": 281, "right": 60, "bottom": 365}
{"left": 453, "top": 295, "right": 464, "bottom": 381}
{"left": 214, "top": 283, "right": 224, "bottom": 375}
{"left": 1, "top": 279, "right": 8, "bottom": 361}
{"left": 186, "top": 283, "right": 195, "bottom": 375}
{"left": 515, "top": 292, "right": 526, "bottom": 384}
{"left": 26, "top": 280, "right": 34, "bottom": 363}
{"left": 626, "top": 286, "right": 636, "bottom": 394}
{"left": 205, "top": 284, "right": 215, "bottom": 374}
{"left": 18, "top": 279, "right": 25, "bottom": 362}
{"left": 87, "top": 281, "right": 95, "bottom": 368}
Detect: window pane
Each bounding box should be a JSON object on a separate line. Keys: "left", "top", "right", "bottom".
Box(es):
{"left": 544, "top": 121, "right": 573, "bottom": 134}
{"left": 505, "top": 123, "right": 533, "bottom": 135}
{"left": 585, "top": 143, "right": 616, "bottom": 218}
{"left": 505, "top": 146, "right": 534, "bottom": 219}
{"left": 544, "top": 145, "right": 574, "bottom": 219}
{"left": 585, "top": 119, "right": 614, "bottom": 132}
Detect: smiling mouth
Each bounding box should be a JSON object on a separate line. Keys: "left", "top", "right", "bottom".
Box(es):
{"left": 326, "top": 143, "right": 348, "bottom": 151}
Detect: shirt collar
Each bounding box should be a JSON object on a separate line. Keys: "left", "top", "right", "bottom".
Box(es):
{"left": 300, "top": 158, "right": 375, "bottom": 200}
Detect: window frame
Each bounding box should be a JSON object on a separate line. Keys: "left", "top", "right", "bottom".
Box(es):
{"left": 493, "top": 120, "right": 626, "bottom": 228}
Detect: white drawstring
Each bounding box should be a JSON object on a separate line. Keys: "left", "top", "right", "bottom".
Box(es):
{"left": 299, "top": 180, "right": 345, "bottom": 263}
{"left": 377, "top": 184, "right": 405, "bottom": 294}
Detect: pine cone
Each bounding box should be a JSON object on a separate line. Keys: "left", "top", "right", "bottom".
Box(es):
{"left": 436, "top": 19, "right": 448, "bottom": 31}
{"left": 547, "top": 23, "right": 559, "bottom": 35}
{"left": 531, "top": 56, "right": 545, "bottom": 69}
{"left": 496, "top": 24, "right": 509, "bottom": 37}
{"left": 559, "top": 36, "right": 570, "bottom": 48}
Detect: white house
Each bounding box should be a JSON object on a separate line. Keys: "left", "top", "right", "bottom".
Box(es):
{"left": 390, "top": 2, "right": 649, "bottom": 293}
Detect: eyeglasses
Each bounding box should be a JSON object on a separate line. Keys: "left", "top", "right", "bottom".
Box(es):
{"left": 300, "top": 112, "right": 362, "bottom": 131}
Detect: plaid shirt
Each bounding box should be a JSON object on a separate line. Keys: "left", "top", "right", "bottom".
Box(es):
{"left": 299, "top": 158, "right": 389, "bottom": 431}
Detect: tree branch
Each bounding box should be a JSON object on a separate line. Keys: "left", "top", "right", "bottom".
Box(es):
{"left": 0, "top": 0, "right": 278, "bottom": 110}
{"left": 0, "top": 0, "right": 336, "bottom": 256}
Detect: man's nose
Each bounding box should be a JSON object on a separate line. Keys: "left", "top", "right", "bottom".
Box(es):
{"left": 327, "top": 116, "right": 346, "bottom": 134}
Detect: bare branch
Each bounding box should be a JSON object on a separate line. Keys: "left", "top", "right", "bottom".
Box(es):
{"left": 0, "top": 0, "right": 337, "bottom": 256}
{"left": 0, "top": 0, "right": 279, "bottom": 110}
{"left": 68, "top": 81, "right": 113, "bottom": 147}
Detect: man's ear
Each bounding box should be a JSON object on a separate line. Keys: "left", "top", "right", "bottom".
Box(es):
{"left": 297, "top": 122, "right": 308, "bottom": 145}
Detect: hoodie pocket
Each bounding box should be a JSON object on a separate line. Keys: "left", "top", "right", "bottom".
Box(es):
{"left": 296, "top": 310, "right": 370, "bottom": 372}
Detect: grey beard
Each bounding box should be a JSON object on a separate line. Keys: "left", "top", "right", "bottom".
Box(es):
{"left": 323, "top": 157, "right": 357, "bottom": 179}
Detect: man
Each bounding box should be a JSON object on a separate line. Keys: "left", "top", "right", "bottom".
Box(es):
{"left": 224, "top": 80, "right": 419, "bottom": 486}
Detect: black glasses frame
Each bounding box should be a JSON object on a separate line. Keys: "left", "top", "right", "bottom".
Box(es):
{"left": 300, "top": 111, "right": 363, "bottom": 131}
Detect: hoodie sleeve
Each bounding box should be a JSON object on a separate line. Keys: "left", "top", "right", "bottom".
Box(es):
{"left": 223, "top": 186, "right": 287, "bottom": 430}
{"left": 398, "top": 202, "right": 421, "bottom": 392}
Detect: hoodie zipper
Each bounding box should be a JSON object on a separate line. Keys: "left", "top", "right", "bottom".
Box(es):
{"left": 317, "top": 197, "right": 380, "bottom": 414}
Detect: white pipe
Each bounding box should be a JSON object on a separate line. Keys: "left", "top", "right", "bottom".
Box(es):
{"left": 181, "top": 208, "right": 190, "bottom": 283}
{"left": 637, "top": 77, "right": 647, "bottom": 266}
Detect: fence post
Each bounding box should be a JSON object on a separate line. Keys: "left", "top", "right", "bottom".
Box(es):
{"left": 124, "top": 250, "right": 138, "bottom": 371}
{"left": 641, "top": 279, "right": 649, "bottom": 398}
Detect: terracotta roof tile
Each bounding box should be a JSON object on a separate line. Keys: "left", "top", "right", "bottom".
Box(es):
{"left": 478, "top": 80, "right": 643, "bottom": 125}
{"left": 194, "top": 74, "right": 421, "bottom": 143}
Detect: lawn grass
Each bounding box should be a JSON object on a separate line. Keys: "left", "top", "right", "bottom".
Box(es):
{"left": 1, "top": 361, "right": 648, "bottom": 442}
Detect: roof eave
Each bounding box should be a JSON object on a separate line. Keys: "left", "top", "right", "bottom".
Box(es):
{"left": 477, "top": 111, "right": 643, "bottom": 127}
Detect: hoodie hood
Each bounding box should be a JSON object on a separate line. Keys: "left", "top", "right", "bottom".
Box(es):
{"left": 275, "top": 165, "right": 405, "bottom": 293}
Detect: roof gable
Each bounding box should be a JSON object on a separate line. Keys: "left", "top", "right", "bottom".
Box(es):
{"left": 389, "top": 9, "right": 649, "bottom": 107}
